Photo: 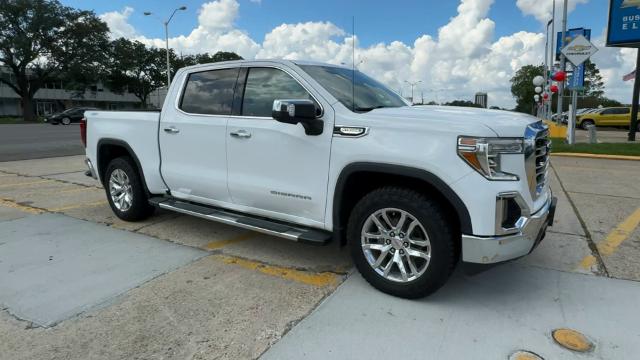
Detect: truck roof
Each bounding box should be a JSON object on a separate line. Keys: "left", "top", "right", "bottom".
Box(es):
{"left": 178, "top": 59, "right": 350, "bottom": 72}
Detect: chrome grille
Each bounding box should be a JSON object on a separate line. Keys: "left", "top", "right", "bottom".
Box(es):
{"left": 525, "top": 122, "right": 550, "bottom": 199}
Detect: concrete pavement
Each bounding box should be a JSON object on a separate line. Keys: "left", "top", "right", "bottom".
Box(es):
{"left": 1, "top": 155, "right": 639, "bottom": 359}
{"left": 263, "top": 266, "right": 640, "bottom": 360}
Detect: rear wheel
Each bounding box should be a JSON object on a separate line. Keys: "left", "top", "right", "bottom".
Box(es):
{"left": 104, "top": 157, "right": 154, "bottom": 221}
{"left": 581, "top": 119, "right": 595, "bottom": 130}
{"left": 347, "top": 187, "right": 456, "bottom": 299}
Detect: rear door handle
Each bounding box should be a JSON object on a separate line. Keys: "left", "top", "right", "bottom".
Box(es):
{"left": 164, "top": 127, "right": 180, "bottom": 134}
{"left": 230, "top": 130, "right": 251, "bottom": 139}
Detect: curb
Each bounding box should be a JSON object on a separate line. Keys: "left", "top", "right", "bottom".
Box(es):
{"left": 551, "top": 152, "right": 640, "bottom": 161}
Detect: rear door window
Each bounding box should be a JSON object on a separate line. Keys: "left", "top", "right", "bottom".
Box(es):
{"left": 180, "top": 68, "right": 239, "bottom": 115}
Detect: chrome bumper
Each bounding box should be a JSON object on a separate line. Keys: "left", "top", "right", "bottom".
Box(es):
{"left": 461, "top": 194, "right": 557, "bottom": 264}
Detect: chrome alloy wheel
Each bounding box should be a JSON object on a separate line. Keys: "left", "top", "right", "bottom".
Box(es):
{"left": 109, "top": 169, "right": 133, "bottom": 212}
{"left": 361, "top": 208, "right": 431, "bottom": 283}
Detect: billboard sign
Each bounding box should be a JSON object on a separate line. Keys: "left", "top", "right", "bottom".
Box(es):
{"left": 607, "top": 0, "right": 640, "bottom": 47}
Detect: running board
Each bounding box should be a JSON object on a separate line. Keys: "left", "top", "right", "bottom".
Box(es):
{"left": 149, "top": 197, "right": 332, "bottom": 245}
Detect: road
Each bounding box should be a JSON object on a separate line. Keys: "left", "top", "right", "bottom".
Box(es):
{"left": 0, "top": 124, "right": 84, "bottom": 162}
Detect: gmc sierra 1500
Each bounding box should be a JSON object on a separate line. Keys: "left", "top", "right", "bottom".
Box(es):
{"left": 82, "top": 59, "right": 556, "bottom": 298}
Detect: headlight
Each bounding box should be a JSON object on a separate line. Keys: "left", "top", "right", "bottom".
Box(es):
{"left": 457, "top": 136, "right": 523, "bottom": 181}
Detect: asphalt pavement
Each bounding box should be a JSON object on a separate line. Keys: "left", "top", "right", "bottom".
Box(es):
{"left": 0, "top": 123, "right": 84, "bottom": 161}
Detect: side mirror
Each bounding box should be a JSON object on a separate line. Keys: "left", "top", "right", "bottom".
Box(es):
{"left": 272, "top": 99, "right": 324, "bottom": 136}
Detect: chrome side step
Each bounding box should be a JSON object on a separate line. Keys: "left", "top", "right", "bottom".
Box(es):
{"left": 149, "top": 197, "right": 332, "bottom": 245}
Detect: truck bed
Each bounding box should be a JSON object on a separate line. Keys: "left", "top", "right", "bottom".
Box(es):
{"left": 84, "top": 110, "right": 166, "bottom": 194}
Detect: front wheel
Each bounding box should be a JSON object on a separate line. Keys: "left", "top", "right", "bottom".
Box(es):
{"left": 61, "top": 117, "right": 71, "bottom": 125}
{"left": 104, "top": 157, "right": 155, "bottom": 221}
{"left": 581, "top": 119, "right": 595, "bottom": 130}
{"left": 347, "top": 187, "right": 456, "bottom": 299}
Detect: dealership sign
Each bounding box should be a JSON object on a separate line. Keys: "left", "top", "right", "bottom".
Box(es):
{"left": 607, "top": 0, "right": 640, "bottom": 47}
{"left": 561, "top": 35, "right": 599, "bottom": 66}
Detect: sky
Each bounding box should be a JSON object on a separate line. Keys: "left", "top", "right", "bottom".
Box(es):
{"left": 60, "top": 0, "right": 632, "bottom": 108}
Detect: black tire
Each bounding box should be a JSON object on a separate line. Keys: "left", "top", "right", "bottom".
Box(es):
{"left": 347, "top": 187, "right": 456, "bottom": 299}
{"left": 61, "top": 117, "right": 71, "bottom": 125}
{"left": 104, "top": 156, "right": 155, "bottom": 221}
{"left": 581, "top": 119, "right": 595, "bottom": 130}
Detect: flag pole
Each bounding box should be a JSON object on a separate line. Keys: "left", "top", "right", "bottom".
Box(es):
{"left": 630, "top": 48, "right": 640, "bottom": 141}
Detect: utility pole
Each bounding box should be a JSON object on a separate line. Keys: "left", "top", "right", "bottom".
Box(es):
{"left": 404, "top": 80, "right": 422, "bottom": 105}
{"left": 557, "top": 0, "right": 568, "bottom": 122}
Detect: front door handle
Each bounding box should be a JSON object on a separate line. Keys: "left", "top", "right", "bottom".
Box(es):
{"left": 164, "top": 127, "right": 180, "bottom": 134}
{"left": 230, "top": 130, "right": 251, "bottom": 139}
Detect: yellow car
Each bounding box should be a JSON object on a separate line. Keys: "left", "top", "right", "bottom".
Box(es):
{"left": 576, "top": 107, "right": 639, "bottom": 130}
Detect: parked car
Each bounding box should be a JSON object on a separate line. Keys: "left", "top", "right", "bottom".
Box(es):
{"left": 46, "top": 107, "right": 98, "bottom": 125}
{"left": 82, "top": 60, "right": 556, "bottom": 299}
{"left": 576, "top": 107, "right": 639, "bottom": 130}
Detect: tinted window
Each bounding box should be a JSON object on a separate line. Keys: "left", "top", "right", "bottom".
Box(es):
{"left": 242, "top": 68, "right": 312, "bottom": 117}
{"left": 617, "top": 108, "right": 630, "bottom": 114}
{"left": 601, "top": 109, "right": 614, "bottom": 115}
{"left": 180, "top": 68, "right": 239, "bottom": 115}
{"left": 299, "top": 65, "right": 407, "bottom": 112}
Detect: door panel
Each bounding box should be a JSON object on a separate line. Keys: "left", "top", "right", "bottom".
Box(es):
{"left": 226, "top": 67, "right": 333, "bottom": 225}
{"left": 160, "top": 67, "right": 239, "bottom": 202}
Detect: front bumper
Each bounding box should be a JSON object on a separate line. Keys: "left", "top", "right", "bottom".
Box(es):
{"left": 461, "top": 194, "right": 557, "bottom": 264}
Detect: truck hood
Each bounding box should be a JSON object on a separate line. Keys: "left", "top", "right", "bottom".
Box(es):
{"left": 366, "top": 106, "right": 539, "bottom": 137}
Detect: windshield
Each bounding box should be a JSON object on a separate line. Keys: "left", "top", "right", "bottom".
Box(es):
{"left": 299, "top": 65, "right": 407, "bottom": 112}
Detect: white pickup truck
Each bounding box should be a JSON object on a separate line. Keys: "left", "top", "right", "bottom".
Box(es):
{"left": 82, "top": 59, "right": 556, "bottom": 298}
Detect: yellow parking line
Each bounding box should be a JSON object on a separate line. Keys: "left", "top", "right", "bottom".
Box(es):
{"left": 0, "top": 179, "right": 54, "bottom": 188}
{"left": 56, "top": 186, "right": 101, "bottom": 194}
{"left": 0, "top": 198, "right": 45, "bottom": 214}
{"left": 215, "top": 255, "right": 339, "bottom": 287}
{"left": 49, "top": 200, "right": 109, "bottom": 212}
{"left": 205, "top": 231, "right": 257, "bottom": 250}
{"left": 580, "top": 207, "right": 640, "bottom": 269}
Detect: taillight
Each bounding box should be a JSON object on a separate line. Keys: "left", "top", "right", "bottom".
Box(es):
{"left": 80, "top": 117, "right": 87, "bottom": 148}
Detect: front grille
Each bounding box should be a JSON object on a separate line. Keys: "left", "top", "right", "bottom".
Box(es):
{"left": 525, "top": 122, "right": 550, "bottom": 199}
{"left": 535, "top": 129, "right": 550, "bottom": 188}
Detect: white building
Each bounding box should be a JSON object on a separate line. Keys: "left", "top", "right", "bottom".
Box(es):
{"left": 0, "top": 67, "right": 140, "bottom": 117}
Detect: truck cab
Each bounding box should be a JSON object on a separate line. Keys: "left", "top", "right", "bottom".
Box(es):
{"left": 83, "top": 59, "right": 556, "bottom": 298}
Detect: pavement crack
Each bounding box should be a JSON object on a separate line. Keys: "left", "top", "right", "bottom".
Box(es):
{"left": 550, "top": 163, "right": 609, "bottom": 277}
{"left": 566, "top": 190, "right": 640, "bottom": 201}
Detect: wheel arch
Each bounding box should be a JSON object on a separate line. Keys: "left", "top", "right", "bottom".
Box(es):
{"left": 97, "top": 138, "right": 150, "bottom": 195}
{"left": 332, "top": 162, "right": 472, "bottom": 245}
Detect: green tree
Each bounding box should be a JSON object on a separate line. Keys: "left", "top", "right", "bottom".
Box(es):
{"left": 0, "top": 0, "right": 109, "bottom": 121}
{"left": 105, "top": 38, "right": 166, "bottom": 108}
{"left": 443, "top": 100, "right": 482, "bottom": 108}
{"left": 510, "top": 64, "right": 545, "bottom": 114}
{"left": 173, "top": 51, "right": 243, "bottom": 72}
{"left": 583, "top": 60, "right": 605, "bottom": 98}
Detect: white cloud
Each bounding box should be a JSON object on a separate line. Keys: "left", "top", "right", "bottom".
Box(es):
{"left": 99, "top": 6, "right": 137, "bottom": 39}
{"left": 516, "top": 0, "right": 589, "bottom": 24}
{"left": 101, "top": 0, "right": 631, "bottom": 108}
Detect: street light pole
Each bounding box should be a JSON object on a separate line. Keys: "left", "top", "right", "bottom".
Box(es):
{"left": 404, "top": 80, "right": 422, "bottom": 104}
{"left": 144, "top": 6, "right": 187, "bottom": 87}
{"left": 545, "top": 18, "right": 553, "bottom": 119}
